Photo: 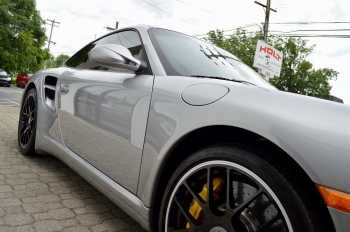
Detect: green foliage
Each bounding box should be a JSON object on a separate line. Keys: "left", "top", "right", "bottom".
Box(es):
{"left": 0, "top": 0, "right": 49, "bottom": 74}
{"left": 205, "top": 29, "right": 338, "bottom": 99}
{"left": 46, "top": 54, "right": 70, "bottom": 68}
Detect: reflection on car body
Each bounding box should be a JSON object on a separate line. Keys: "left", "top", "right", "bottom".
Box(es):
{"left": 17, "top": 25, "right": 350, "bottom": 232}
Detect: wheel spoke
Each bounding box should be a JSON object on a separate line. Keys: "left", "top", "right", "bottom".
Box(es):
{"left": 174, "top": 198, "right": 198, "bottom": 227}
{"left": 26, "top": 100, "right": 31, "bottom": 114}
{"left": 165, "top": 161, "right": 292, "bottom": 232}
{"left": 226, "top": 168, "right": 234, "bottom": 210}
{"left": 206, "top": 167, "right": 215, "bottom": 212}
{"left": 184, "top": 182, "right": 204, "bottom": 208}
{"left": 255, "top": 213, "right": 281, "bottom": 232}
{"left": 20, "top": 123, "right": 26, "bottom": 133}
{"left": 233, "top": 188, "right": 263, "bottom": 216}
{"left": 19, "top": 95, "right": 35, "bottom": 148}
{"left": 21, "top": 127, "right": 29, "bottom": 140}
{"left": 22, "top": 111, "right": 27, "bottom": 118}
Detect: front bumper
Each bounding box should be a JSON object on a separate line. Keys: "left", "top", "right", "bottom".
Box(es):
{"left": 328, "top": 207, "right": 350, "bottom": 231}
{"left": 0, "top": 78, "right": 11, "bottom": 86}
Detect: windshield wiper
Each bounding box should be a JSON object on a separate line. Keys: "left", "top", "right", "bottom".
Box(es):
{"left": 190, "top": 75, "right": 257, "bottom": 86}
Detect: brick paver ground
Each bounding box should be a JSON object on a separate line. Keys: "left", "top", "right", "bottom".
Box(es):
{"left": 0, "top": 106, "right": 147, "bottom": 232}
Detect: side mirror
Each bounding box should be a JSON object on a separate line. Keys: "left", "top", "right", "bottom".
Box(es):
{"left": 88, "top": 44, "right": 142, "bottom": 71}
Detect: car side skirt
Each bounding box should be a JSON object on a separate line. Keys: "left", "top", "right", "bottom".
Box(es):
{"left": 35, "top": 134, "right": 153, "bottom": 231}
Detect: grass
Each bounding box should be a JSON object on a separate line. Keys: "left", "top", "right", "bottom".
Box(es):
{"left": 11, "top": 76, "right": 16, "bottom": 86}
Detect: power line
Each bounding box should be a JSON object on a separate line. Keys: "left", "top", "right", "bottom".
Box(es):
{"left": 174, "top": 0, "right": 246, "bottom": 26}
{"left": 269, "top": 22, "right": 350, "bottom": 25}
{"left": 140, "top": 0, "right": 197, "bottom": 26}
{"left": 192, "top": 24, "right": 261, "bottom": 37}
{"left": 271, "top": 34, "right": 350, "bottom": 38}
{"left": 270, "top": 29, "right": 350, "bottom": 33}
{"left": 67, "top": 1, "right": 114, "bottom": 15}
{"left": 86, "top": 0, "right": 173, "bottom": 20}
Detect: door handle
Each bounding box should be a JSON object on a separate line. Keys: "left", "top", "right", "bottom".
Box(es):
{"left": 60, "top": 83, "right": 69, "bottom": 95}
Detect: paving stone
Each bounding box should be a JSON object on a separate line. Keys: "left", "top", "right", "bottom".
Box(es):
{"left": 62, "top": 199, "right": 86, "bottom": 209}
{"left": 0, "top": 106, "right": 146, "bottom": 231}
{"left": 0, "top": 225, "right": 35, "bottom": 232}
{"left": 26, "top": 182, "right": 49, "bottom": 190}
{"left": 13, "top": 188, "right": 51, "bottom": 198}
{"left": 4, "top": 206, "right": 24, "bottom": 214}
{"left": 13, "top": 185, "right": 27, "bottom": 190}
{"left": 34, "top": 220, "right": 64, "bottom": 232}
{"left": 64, "top": 226, "right": 91, "bottom": 232}
{"left": 0, "top": 185, "right": 12, "bottom": 192}
{"left": 0, "top": 192, "right": 13, "bottom": 198}
{"left": 59, "top": 191, "right": 94, "bottom": 200}
{"left": 61, "top": 218, "right": 79, "bottom": 228}
{"left": 91, "top": 218, "right": 130, "bottom": 232}
{"left": 22, "top": 203, "right": 62, "bottom": 213}
{"left": 112, "top": 208, "right": 129, "bottom": 219}
{"left": 0, "top": 198, "right": 21, "bottom": 207}
{"left": 49, "top": 186, "right": 72, "bottom": 194}
{"left": 34, "top": 208, "right": 75, "bottom": 220}
{"left": 76, "top": 214, "right": 103, "bottom": 226}
{"left": 4, "top": 214, "right": 34, "bottom": 226}
{"left": 5, "top": 178, "right": 28, "bottom": 185}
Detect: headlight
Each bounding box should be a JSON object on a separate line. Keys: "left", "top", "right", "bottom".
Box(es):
{"left": 6, "top": 77, "right": 11, "bottom": 81}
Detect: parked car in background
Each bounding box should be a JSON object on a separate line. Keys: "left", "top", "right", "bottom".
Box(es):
{"left": 16, "top": 72, "right": 33, "bottom": 88}
{"left": 0, "top": 69, "right": 11, "bottom": 87}
{"left": 18, "top": 25, "right": 350, "bottom": 232}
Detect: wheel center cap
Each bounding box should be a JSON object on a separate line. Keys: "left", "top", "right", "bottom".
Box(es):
{"left": 210, "top": 226, "right": 227, "bottom": 232}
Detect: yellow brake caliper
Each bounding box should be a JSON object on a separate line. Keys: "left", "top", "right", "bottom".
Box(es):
{"left": 186, "top": 177, "right": 225, "bottom": 228}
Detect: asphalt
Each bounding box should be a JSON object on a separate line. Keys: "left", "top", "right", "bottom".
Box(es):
{"left": 0, "top": 86, "right": 24, "bottom": 107}
{"left": 0, "top": 104, "right": 147, "bottom": 231}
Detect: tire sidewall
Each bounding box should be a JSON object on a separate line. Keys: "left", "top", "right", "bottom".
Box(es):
{"left": 18, "top": 88, "right": 37, "bottom": 155}
{"left": 158, "top": 145, "right": 309, "bottom": 232}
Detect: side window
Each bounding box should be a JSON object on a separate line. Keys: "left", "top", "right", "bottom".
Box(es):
{"left": 64, "top": 42, "right": 98, "bottom": 69}
{"left": 65, "top": 30, "right": 144, "bottom": 70}
{"left": 97, "top": 31, "right": 143, "bottom": 60}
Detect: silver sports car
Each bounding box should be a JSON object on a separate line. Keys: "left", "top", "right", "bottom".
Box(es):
{"left": 18, "top": 25, "right": 350, "bottom": 232}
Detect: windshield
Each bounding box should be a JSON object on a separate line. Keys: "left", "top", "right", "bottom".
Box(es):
{"left": 148, "top": 28, "right": 273, "bottom": 89}
{"left": 0, "top": 69, "right": 7, "bottom": 76}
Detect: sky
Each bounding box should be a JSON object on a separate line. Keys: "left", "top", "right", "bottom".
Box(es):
{"left": 36, "top": 0, "right": 350, "bottom": 104}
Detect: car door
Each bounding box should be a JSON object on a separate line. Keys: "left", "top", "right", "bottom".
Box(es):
{"left": 58, "top": 30, "right": 153, "bottom": 194}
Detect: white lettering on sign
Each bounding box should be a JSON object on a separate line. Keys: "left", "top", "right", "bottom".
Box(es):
{"left": 253, "top": 40, "right": 283, "bottom": 78}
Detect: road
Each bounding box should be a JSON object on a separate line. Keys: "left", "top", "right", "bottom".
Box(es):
{"left": 0, "top": 86, "right": 24, "bottom": 107}
{"left": 0, "top": 86, "right": 146, "bottom": 231}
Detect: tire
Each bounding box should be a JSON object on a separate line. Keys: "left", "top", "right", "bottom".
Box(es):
{"left": 16, "top": 80, "right": 20, "bottom": 87}
{"left": 18, "top": 88, "right": 38, "bottom": 155}
{"left": 158, "top": 144, "right": 334, "bottom": 232}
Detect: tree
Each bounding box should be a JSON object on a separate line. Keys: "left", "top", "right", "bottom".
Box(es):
{"left": 0, "top": 0, "right": 49, "bottom": 74}
{"left": 46, "top": 54, "right": 70, "bottom": 68}
{"left": 205, "top": 29, "right": 338, "bottom": 99}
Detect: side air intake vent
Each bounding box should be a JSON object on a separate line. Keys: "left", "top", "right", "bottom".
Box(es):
{"left": 44, "top": 76, "right": 58, "bottom": 109}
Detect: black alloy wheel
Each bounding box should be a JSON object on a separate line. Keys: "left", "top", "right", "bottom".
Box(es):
{"left": 18, "top": 88, "right": 37, "bottom": 155}
{"left": 159, "top": 145, "right": 335, "bottom": 232}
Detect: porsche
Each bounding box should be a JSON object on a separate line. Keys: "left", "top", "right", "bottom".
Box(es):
{"left": 18, "top": 25, "right": 350, "bottom": 232}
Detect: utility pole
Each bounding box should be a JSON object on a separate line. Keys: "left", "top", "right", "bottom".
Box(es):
{"left": 104, "top": 26, "right": 115, "bottom": 31}
{"left": 104, "top": 21, "right": 119, "bottom": 32}
{"left": 254, "top": 0, "right": 277, "bottom": 80}
{"left": 44, "top": 19, "right": 60, "bottom": 69}
{"left": 254, "top": 0, "right": 276, "bottom": 42}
